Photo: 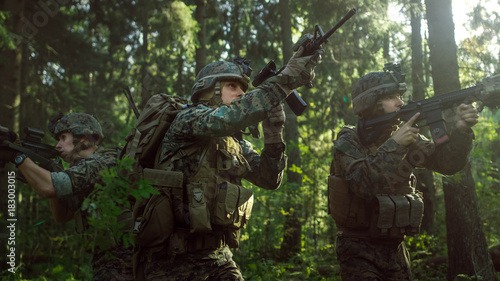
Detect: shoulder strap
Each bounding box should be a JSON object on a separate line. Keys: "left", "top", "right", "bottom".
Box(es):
{"left": 155, "top": 138, "right": 213, "bottom": 175}
{"left": 331, "top": 125, "right": 358, "bottom": 176}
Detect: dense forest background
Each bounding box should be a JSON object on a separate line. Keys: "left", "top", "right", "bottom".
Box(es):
{"left": 1, "top": 0, "right": 500, "bottom": 280}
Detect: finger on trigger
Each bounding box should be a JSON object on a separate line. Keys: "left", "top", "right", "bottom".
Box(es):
{"left": 406, "top": 112, "right": 421, "bottom": 126}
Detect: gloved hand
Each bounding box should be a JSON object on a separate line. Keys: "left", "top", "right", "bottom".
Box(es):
{"left": 0, "top": 131, "right": 22, "bottom": 163}
{"left": 278, "top": 39, "right": 322, "bottom": 94}
{"left": 262, "top": 103, "right": 286, "bottom": 144}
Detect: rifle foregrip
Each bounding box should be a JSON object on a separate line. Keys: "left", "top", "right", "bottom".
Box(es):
{"left": 252, "top": 60, "right": 277, "bottom": 87}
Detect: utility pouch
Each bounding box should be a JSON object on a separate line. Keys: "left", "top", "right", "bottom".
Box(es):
{"left": 187, "top": 181, "right": 212, "bottom": 233}
{"left": 216, "top": 138, "right": 250, "bottom": 177}
{"left": 392, "top": 195, "right": 411, "bottom": 231}
{"left": 133, "top": 169, "right": 183, "bottom": 248}
{"left": 328, "top": 174, "right": 369, "bottom": 228}
{"left": 406, "top": 192, "right": 424, "bottom": 235}
{"left": 370, "top": 191, "right": 424, "bottom": 239}
{"left": 213, "top": 178, "right": 254, "bottom": 229}
{"left": 134, "top": 191, "right": 173, "bottom": 247}
{"left": 374, "top": 194, "right": 395, "bottom": 236}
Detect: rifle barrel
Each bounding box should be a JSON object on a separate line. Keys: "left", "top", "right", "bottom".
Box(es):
{"left": 322, "top": 8, "right": 357, "bottom": 43}
{"left": 124, "top": 87, "right": 140, "bottom": 118}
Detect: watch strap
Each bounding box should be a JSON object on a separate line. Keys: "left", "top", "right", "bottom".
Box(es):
{"left": 14, "top": 153, "right": 28, "bottom": 167}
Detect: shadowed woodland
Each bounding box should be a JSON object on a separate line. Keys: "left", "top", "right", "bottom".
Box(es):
{"left": 1, "top": 0, "right": 500, "bottom": 280}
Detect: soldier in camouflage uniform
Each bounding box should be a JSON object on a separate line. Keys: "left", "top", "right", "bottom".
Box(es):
{"left": 2, "top": 113, "right": 133, "bottom": 281}
{"left": 329, "top": 65, "right": 479, "bottom": 280}
{"left": 138, "top": 46, "right": 321, "bottom": 280}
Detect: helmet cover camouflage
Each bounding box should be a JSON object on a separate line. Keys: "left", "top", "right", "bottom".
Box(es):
{"left": 191, "top": 61, "right": 250, "bottom": 103}
{"left": 51, "top": 113, "right": 104, "bottom": 143}
{"left": 351, "top": 63, "right": 407, "bottom": 117}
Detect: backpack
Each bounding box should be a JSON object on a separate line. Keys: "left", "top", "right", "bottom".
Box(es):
{"left": 119, "top": 93, "right": 189, "bottom": 280}
{"left": 121, "top": 93, "right": 189, "bottom": 174}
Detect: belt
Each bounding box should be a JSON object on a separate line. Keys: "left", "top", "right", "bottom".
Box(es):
{"left": 337, "top": 227, "right": 404, "bottom": 244}
{"left": 187, "top": 232, "right": 225, "bottom": 252}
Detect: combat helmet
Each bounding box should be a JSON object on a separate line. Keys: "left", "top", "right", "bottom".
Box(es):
{"left": 351, "top": 63, "right": 407, "bottom": 117}
{"left": 50, "top": 112, "right": 104, "bottom": 143}
{"left": 191, "top": 58, "right": 251, "bottom": 105}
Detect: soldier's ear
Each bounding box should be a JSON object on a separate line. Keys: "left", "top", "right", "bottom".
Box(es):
{"left": 78, "top": 135, "right": 89, "bottom": 144}
{"left": 80, "top": 135, "right": 100, "bottom": 147}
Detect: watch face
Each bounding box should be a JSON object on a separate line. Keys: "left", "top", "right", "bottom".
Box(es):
{"left": 15, "top": 154, "right": 26, "bottom": 165}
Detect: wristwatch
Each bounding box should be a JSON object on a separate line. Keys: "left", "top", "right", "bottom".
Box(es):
{"left": 14, "top": 153, "right": 28, "bottom": 167}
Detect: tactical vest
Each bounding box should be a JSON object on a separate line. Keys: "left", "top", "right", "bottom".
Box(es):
{"left": 328, "top": 126, "right": 424, "bottom": 240}
{"left": 133, "top": 135, "right": 254, "bottom": 254}
{"left": 183, "top": 136, "right": 254, "bottom": 235}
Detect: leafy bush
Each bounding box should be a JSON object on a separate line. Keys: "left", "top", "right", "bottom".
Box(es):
{"left": 81, "top": 156, "right": 158, "bottom": 252}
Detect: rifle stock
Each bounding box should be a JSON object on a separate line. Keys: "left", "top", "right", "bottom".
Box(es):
{"left": 359, "top": 75, "right": 500, "bottom": 145}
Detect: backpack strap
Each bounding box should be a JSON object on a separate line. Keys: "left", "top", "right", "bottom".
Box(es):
{"left": 155, "top": 138, "right": 213, "bottom": 175}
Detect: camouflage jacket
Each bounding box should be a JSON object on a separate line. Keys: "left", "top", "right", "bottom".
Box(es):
{"left": 157, "top": 82, "right": 288, "bottom": 189}
{"left": 333, "top": 125, "right": 473, "bottom": 200}
{"left": 51, "top": 147, "right": 118, "bottom": 212}
{"left": 50, "top": 148, "right": 133, "bottom": 281}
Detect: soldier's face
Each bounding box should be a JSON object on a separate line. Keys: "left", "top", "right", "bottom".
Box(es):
{"left": 56, "top": 132, "right": 75, "bottom": 160}
{"left": 221, "top": 81, "right": 245, "bottom": 105}
{"left": 381, "top": 93, "right": 404, "bottom": 113}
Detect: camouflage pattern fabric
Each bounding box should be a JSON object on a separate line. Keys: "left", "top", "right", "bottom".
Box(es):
{"left": 52, "top": 148, "right": 118, "bottom": 202}
{"left": 158, "top": 81, "right": 288, "bottom": 181}
{"left": 144, "top": 246, "right": 243, "bottom": 281}
{"left": 191, "top": 61, "right": 250, "bottom": 103}
{"left": 147, "top": 82, "right": 289, "bottom": 279}
{"left": 51, "top": 147, "right": 134, "bottom": 280}
{"left": 333, "top": 125, "right": 473, "bottom": 199}
{"left": 351, "top": 71, "right": 407, "bottom": 117}
{"left": 336, "top": 236, "right": 411, "bottom": 281}
{"left": 332, "top": 125, "right": 474, "bottom": 280}
{"left": 50, "top": 112, "right": 104, "bottom": 141}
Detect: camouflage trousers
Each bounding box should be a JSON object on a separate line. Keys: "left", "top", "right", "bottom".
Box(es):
{"left": 91, "top": 245, "right": 134, "bottom": 281}
{"left": 143, "top": 245, "right": 244, "bottom": 281}
{"left": 336, "top": 236, "right": 412, "bottom": 281}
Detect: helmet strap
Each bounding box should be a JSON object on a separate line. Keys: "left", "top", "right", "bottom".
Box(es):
{"left": 208, "top": 81, "right": 223, "bottom": 107}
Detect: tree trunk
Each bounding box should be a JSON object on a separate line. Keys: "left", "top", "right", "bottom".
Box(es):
{"left": 194, "top": 0, "right": 207, "bottom": 74}
{"left": 410, "top": 0, "right": 425, "bottom": 100}
{"left": 382, "top": 0, "right": 390, "bottom": 61}
{"left": 278, "top": 0, "right": 302, "bottom": 261}
{"left": 411, "top": 0, "right": 436, "bottom": 233}
{"left": 0, "top": 0, "right": 24, "bottom": 132}
{"left": 228, "top": 0, "right": 241, "bottom": 59}
{"left": 140, "top": 19, "right": 150, "bottom": 103}
{"left": 425, "top": 0, "right": 497, "bottom": 279}
{"left": 0, "top": 0, "right": 24, "bottom": 273}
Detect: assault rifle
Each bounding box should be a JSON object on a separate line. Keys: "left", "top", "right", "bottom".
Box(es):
{"left": 0, "top": 126, "right": 63, "bottom": 181}
{"left": 253, "top": 8, "right": 357, "bottom": 116}
{"left": 358, "top": 75, "right": 500, "bottom": 145}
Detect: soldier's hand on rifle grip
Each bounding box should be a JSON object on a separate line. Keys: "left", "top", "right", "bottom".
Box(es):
{"left": 262, "top": 103, "right": 286, "bottom": 144}
{"left": 455, "top": 103, "right": 479, "bottom": 132}
{"left": 292, "top": 34, "right": 315, "bottom": 53}
{"left": 0, "top": 131, "right": 21, "bottom": 163}
{"left": 391, "top": 112, "right": 420, "bottom": 146}
{"left": 279, "top": 45, "right": 322, "bottom": 94}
